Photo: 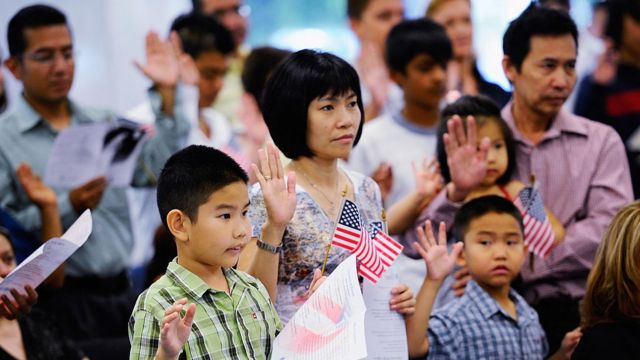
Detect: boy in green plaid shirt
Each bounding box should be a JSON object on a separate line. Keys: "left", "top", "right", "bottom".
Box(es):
{"left": 129, "top": 145, "right": 313, "bottom": 359}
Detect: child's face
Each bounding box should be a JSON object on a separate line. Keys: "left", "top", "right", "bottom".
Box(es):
{"left": 392, "top": 53, "right": 446, "bottom": 110}
{"left": 196, "top": 50, "right": 229, "bottom": 109}
{"left": 306, "top": 90, "right": 361, "bottom": 160}
{"left": 477, "top": 120, "right": 508, "bottom": 186}
{"left": 184, "top": 181, "right": 251, "bottom": 269}
{"left": 0, "top": 234, "right": 16, "bottom": 280}
{"left": 460, "top": 212, "right": 526, "bottom": 291}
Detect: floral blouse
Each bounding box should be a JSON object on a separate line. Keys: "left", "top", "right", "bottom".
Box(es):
{"left": 248, "top": 169, "right": 382, "bottom": 324}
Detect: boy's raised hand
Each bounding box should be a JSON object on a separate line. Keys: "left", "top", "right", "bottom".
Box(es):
{"left": 412, "top": 221, "right": 463, "bottom": 282}
{"left": 252, "top": 144, "right": 296, "bottom": 228}
{"left": 134, "top": 31, "right": 180, "bottom": 88}
{"left": 443, "top": 115, "right": 490, "bottom": 202}
{"left": 158, "top": 298, "right": 196, "bottom": 360}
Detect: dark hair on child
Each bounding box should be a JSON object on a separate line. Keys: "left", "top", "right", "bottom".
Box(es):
{"left": 170, "top": 12, "right": 234, "bottom": 59}
{"left": 347, "top": 0, "right": 374, "bottom": 19}
{"left": 453, "top": 195, "right": 524, "bottom": 242}
{"left": 261, "top": 49, "right": 364, "bottom": 159}
{"left": 503, "top": 2, "right": 578, "bottom": 72}
{"left": 436, "top": 95, "right": 515, "bottom": 185}
{"left": 157, "top": 145, "right": 248, "bottom": 228}
{"left": 385, "top": 18, "right": 452, "bottom": 74}
{"left": 241, "top": 46, "right": 292, "bottom": 110}
{"left": 8, "top": 4, "right": 68, "bottom": 57}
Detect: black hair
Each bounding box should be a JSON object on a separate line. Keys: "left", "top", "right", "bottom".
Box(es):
{"left": 0, "top": 227, "right": 14, "bottom": 253}
{"left": 170, "top": 12, "right": 234, "bottom": 59}
{"left": 241, "top": 46, "right": 292, "bottom": 109}
{"left": 8, "top": 4, "right": 68, "bottom": 57}
{"left": 503, "top": 2, "right": 578, "bottom": 71}
{"left": 385, "top": 18, "right": 452, "bottom": 74}
{"left": 436, "top": 95, "right": 515, "bottom": 185}
{"left": 453, "top": 195, "right": 524, "bottom": 243}
{"left": 156, "top": 145, "right": 248, "bottom": 228}
{"left": 261, "top": 49, "right": 365, "bottom": 159}
{"left": 605, "top": 0, "right": 640, "bottom": 50}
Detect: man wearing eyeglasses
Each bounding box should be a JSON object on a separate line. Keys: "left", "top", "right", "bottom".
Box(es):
{"left": 0, "top": 4, "right": 189, "bottom": 357}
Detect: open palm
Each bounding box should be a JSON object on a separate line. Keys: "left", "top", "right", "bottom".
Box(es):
{"left": 159, "top": 300, "right": 196, "bottom": 359}
{"left": 135, "top": 31, "right": 179, "bottom": 87}
{"left": 412, "top": 221, "right": 463, "bottom": 281}
{"left": 16, "top": 163, "right": 56, "bottom": 207}
{"left": 252, "top": 144, "right": 296, "bottom": 227}
{"left": 444, "top": 115, "right": 489, "bottom": 194}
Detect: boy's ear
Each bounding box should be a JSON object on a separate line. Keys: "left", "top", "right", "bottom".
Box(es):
{"left": 166, "top": 210, "right": 191, "bottom": 243}
{"left": 455, "top": 244, "right": 466, "bottom": 267}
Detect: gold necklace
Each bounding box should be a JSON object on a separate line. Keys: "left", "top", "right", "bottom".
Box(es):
{"left": 295, "top": 164, "right": 343, "bottom": 216}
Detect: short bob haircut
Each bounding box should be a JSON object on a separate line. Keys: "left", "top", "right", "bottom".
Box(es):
{"left": 261, "top": 49, "right": 365, "bottom": 160}
{"left": 8, "top": 4, "right": 68, "bottom": 57}
{"left": 436, "top": 95, "right": 516, "bottom": 185}
{"left": 453, "top": 195, "right": 524, "bottom": 244}
{"left": 385, "top": 18, "right": 452, "bottom": 74}
{"left": 503, "top": 3, "right": 578, "bottom": 72}
{"left": 156, "top": 145, "right": 248, "bottom": 229}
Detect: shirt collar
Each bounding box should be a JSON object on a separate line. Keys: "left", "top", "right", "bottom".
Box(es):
{"left": 501, "top": 101, "right": 588, "bottom": 144}
{"left": 166, "top": 259, "right": 260, "bottom": 299}
{"left": 465, "top": 279, "right": 534, "bottom": 327}
{"left": 14, "top": 94, "right": 94, "bottom": 133}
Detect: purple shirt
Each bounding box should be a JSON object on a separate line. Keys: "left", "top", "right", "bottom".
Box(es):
{"left": 401, "top": 102, "right": 633, "bottom": 304}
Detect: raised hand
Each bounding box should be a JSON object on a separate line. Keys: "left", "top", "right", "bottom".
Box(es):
{"left": 371, "top": 162, "right": 393, "bottom": 204}
{"left": 412, "top": 158, "right": 443, "bottom": 200}
{"left": 412, "top": 220, "right": 463, "bottom": 282}
{"left": 158, "top": 298, "right": 196, "bottom": 360}
{"left": 0, "top": 286, "right": 38, "bottom": 320}
{"left": 251, "top": 144, "right": 296, "bottom": 228}
{"left": 135, "top": 31, "right": 180, "bottom": 88}
{"left": 443, "top": 115, "right": 490, "bottom": 202}
{"left": 169, "top": 31, "right": 199, "bottom": 86}
{"left": 16, "top": 163, "right": 56, "bottom": 208}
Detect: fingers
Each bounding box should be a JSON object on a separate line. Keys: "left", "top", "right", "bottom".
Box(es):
{"left": 0, "top": 294, "right": 18, "bottom": 319}
{"left": 24, "top": 285, "right": 38, "bottom": 306}
{"left": 452, "top": 115, "right": 467, "bottom": 146}
{"left": 267, "top": 144, "right": 279, "bottom": 180}
{"left": 286, "top": 172, "right": 296, "bottom": 195}
{"left": 182, "top": 303, "right": 196, "bottom": 329}
{"left": 466, "top": 115, "right": 477, "bottom": 147}
{"left": 257, "top": 148, "right": 270, "bottom": 180}
{"left": 272, "top": 144, "right": 284, "bottom": 180}
{"left": 164, "top": 298, "right": 188, "bottom": 317}
{"left": 169, "top": 31, "right": 184, "bottom": 57}
{"left": 436, "top": 221, "right": 447, "bottom": 247}
{"left": 450, "top": 242, "right": 464, "bottom": 261}
{"left": 10, "top": 288, "right": 32, "bottom": 315}
{"left": 389, "top": 285, "right": 416, "bottom": 315}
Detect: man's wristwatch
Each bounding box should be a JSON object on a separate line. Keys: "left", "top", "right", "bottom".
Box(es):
{"left": 256, "top": 238, "right": 282, "bottom": 254}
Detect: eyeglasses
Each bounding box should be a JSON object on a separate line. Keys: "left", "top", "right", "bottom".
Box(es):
{"left": 211, "top": 4, "right": 251, "bottom": 19}
{"left": 22, "top": 48, "right": 75, "bottom": 65}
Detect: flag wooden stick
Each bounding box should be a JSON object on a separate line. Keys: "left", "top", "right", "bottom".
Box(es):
{"left": 320, "top": 184, "right": 350, "bottom": 276}
{"left": 381, "top": 208, "right": 388, "bottom": 233}
{"left": 528, "top": 174, "right": 536, "bottom": 272}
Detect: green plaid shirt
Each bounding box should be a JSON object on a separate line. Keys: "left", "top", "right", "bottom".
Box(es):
{"left": 129, "top": 260, "right": 282, "bottom": 359}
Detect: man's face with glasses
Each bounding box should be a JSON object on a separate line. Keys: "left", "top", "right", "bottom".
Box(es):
{"left": 200, "top": 0, "right": 249, "bottom": 49}
{"left": 7, "top": 24, "right": 75, "bottom": 104}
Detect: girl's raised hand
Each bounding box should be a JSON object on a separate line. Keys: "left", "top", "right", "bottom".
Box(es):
{"left": 412, "top": 220, "right": 463, "bottom": 282}
{"left": 252, "top": 144, "right": 296, "bottom": 228}
{"left": 443, "top": 115, "right": 490, "bottom": 201}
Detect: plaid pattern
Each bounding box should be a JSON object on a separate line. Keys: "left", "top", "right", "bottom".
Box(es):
{"left": 427, "top": 280, "right": 548, "bottom": 360}
{"left": 129, "top": 260, "right": 282, "bottom": 360}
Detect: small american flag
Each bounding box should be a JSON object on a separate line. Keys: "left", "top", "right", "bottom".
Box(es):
{"left": 331, "top": 200, "right": 387, "bottom": 283}
{"left": 370, "top": 222, "right": 404, "bottom": 269}
{"left": 514, "top": 186, "right": 556, "bottom": 257}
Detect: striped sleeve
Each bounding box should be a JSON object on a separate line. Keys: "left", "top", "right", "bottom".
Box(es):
{"left": 129, "top": 308, "right": 161, "bottom": 360}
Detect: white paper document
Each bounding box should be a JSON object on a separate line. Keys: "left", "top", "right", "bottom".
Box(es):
{"left": 362, "top": 266, "right": 408, "bottom": 359}
{"left": 0, "top": 210, "right": 93, "bottom": 296}
{"left": 44, "top": 118, "right": 148, "bottom": 188}
{"left": 272, "top": 255, "right": 368, "bottom": 360}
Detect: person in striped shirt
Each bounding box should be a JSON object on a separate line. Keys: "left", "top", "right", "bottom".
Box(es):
{"left": 129, "top": 145, "right": 317, "bottom": 360}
